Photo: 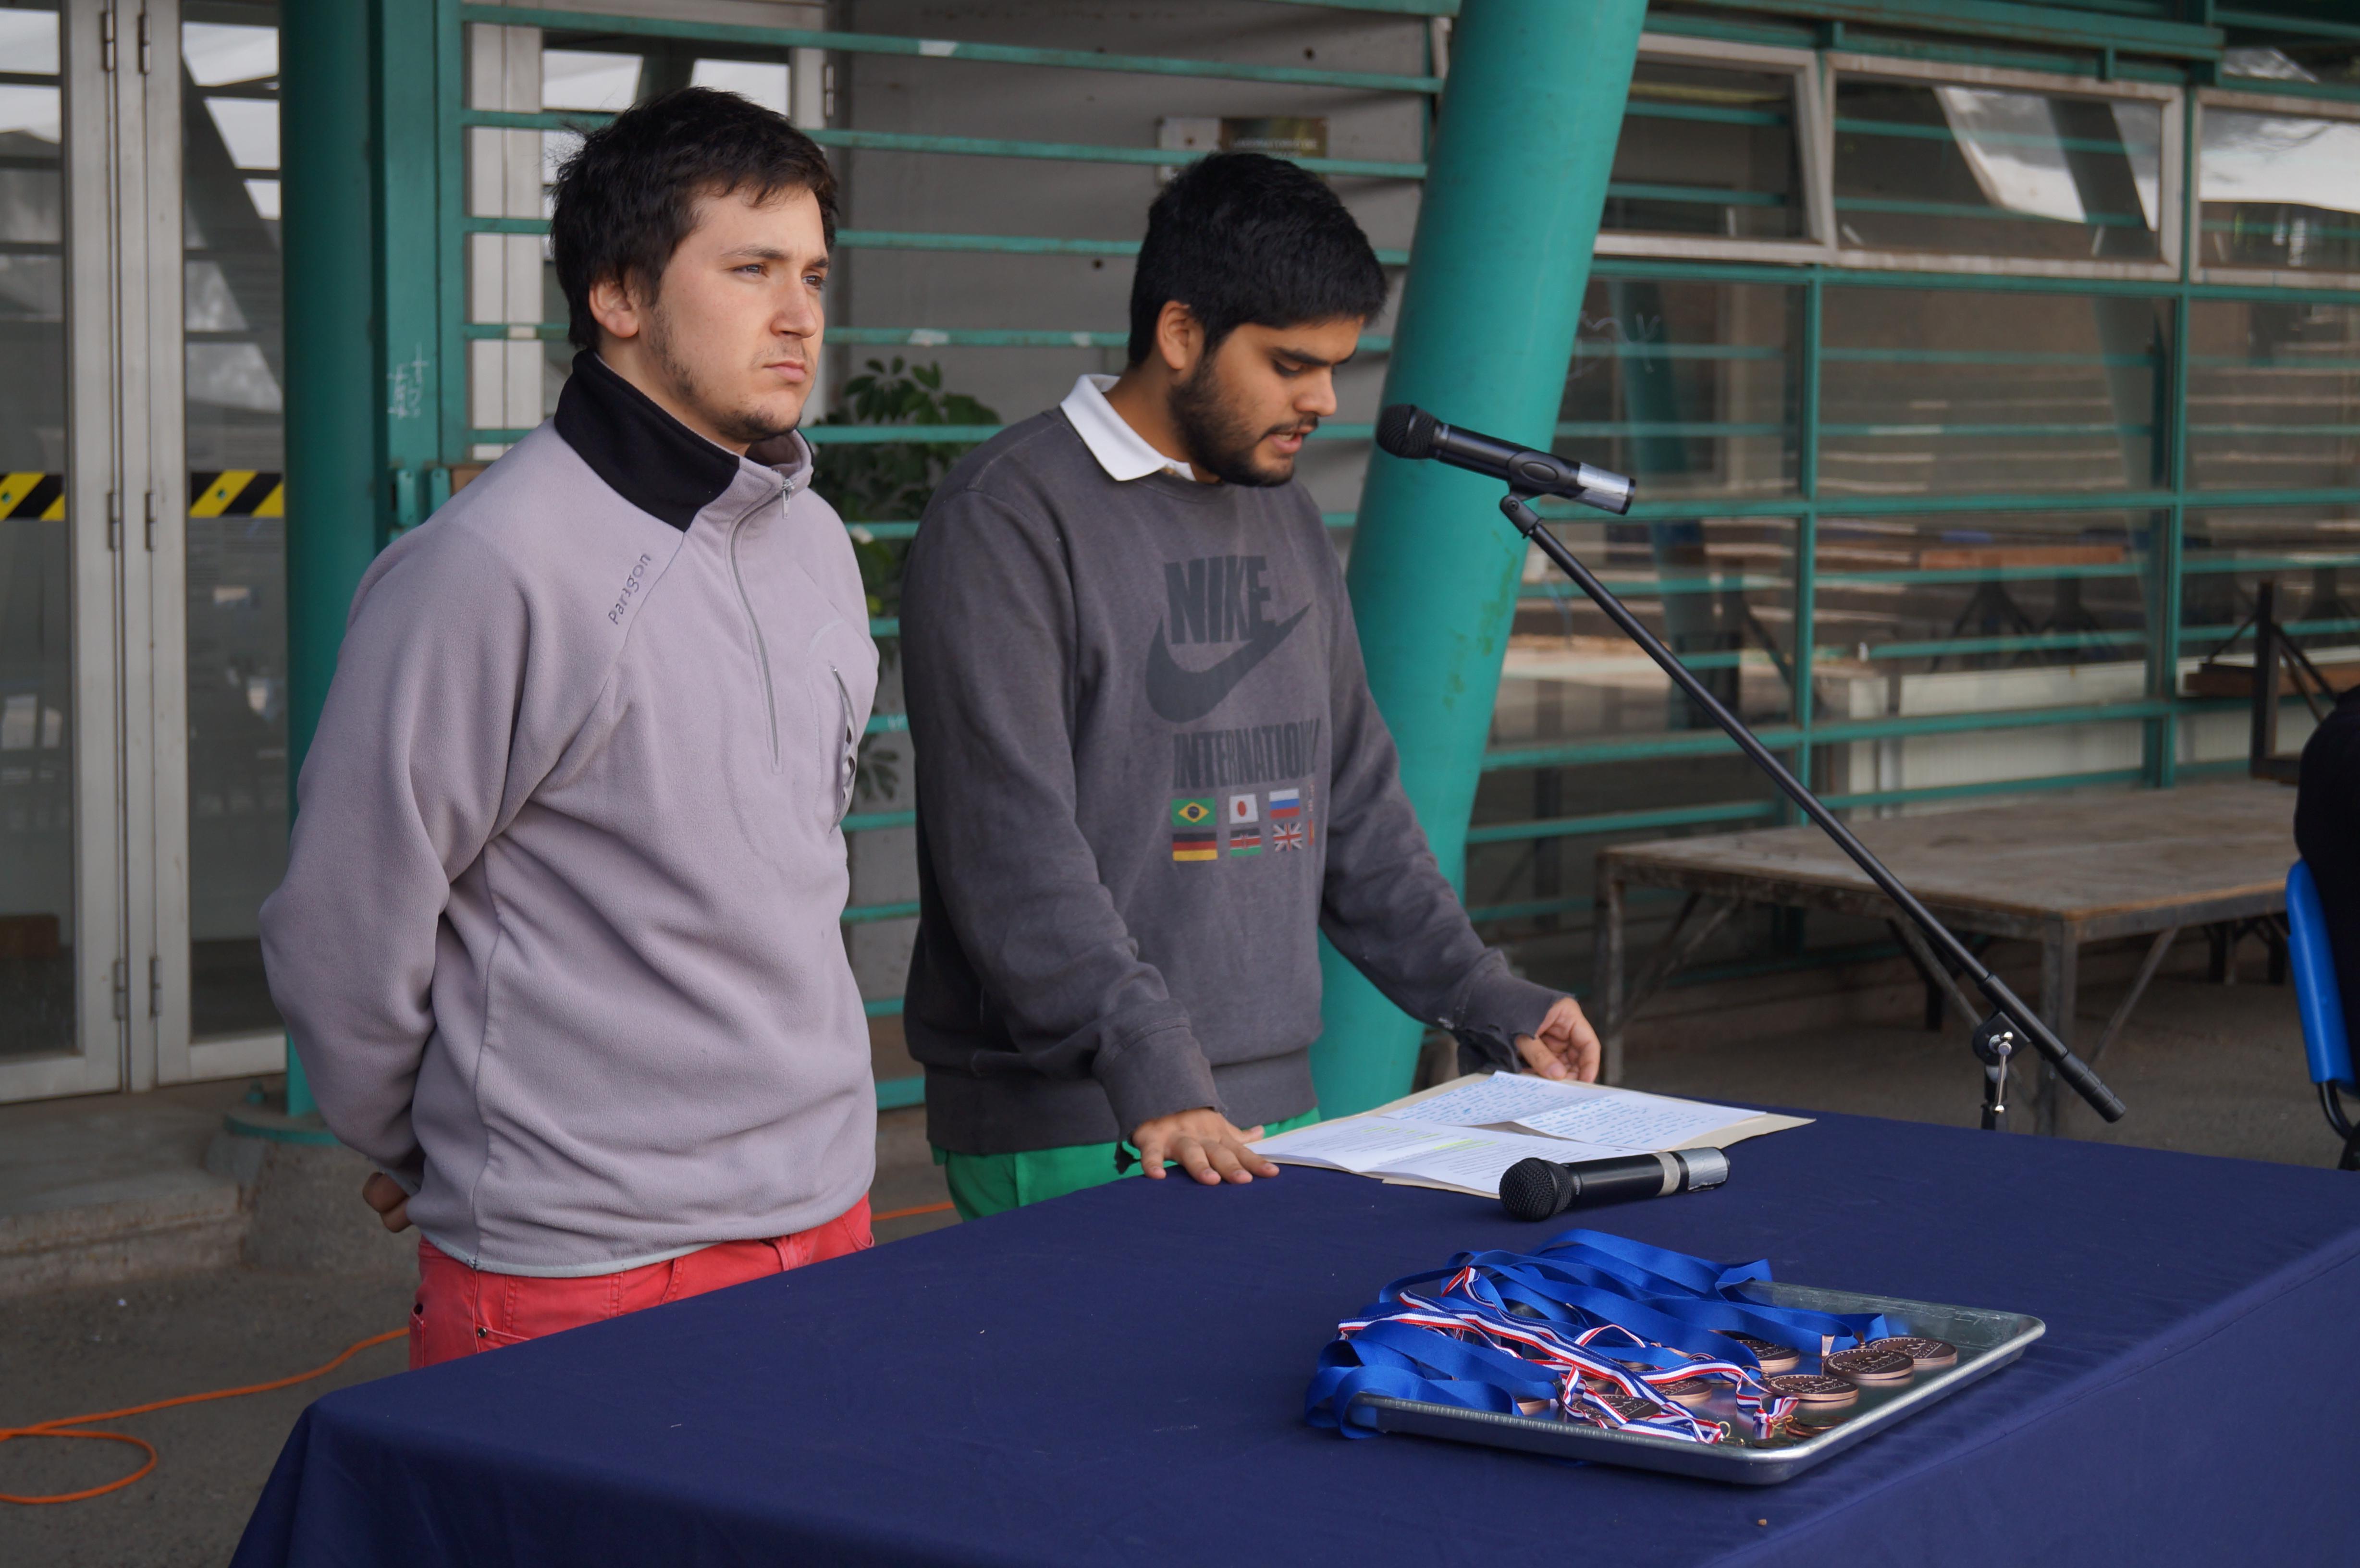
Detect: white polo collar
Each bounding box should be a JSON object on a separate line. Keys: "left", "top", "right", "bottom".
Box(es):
{"left": 1058, "top": 374, "right": 1198, "bottom": 482}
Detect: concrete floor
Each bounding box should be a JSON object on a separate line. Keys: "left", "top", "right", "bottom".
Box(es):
{"left": 0, "top": 954, "right": 2343, "bottom": 1566}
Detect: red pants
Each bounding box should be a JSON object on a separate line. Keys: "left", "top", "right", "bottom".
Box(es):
{"left": 409, "top": 1197, "right": 873, "bottom": 1370}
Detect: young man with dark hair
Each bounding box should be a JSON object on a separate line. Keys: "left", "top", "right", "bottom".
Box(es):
{"left": 262, "top": 89, "right": 879, "bottom": 1365}
{"left": 901, "top": 153, "right": 1598, "bottom": 1219}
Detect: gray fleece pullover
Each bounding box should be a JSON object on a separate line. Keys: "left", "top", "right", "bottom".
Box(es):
{"left": 260, "top": 353, "right": 879, "bottom": 1276}
{"left": 902, "top": 405, "right": 1561, "bottom": 1154}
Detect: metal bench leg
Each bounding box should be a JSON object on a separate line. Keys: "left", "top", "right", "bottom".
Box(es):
{"left": 2086, "top": 926, "right": 2182, "bottom": 1071}
{"left": 1601, "top": 895, "right": 1741, "bottom": 1062}
{"left": 1596, "top": 875, "right": 1625, "bottom": 1085}
{"left": 2037, "top": 929, "right": 2078, "bottom": 1137}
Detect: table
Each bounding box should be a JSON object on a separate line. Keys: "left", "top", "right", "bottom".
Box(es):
{"left": 1596, "top": 782, "right": 2296, "bottom": 1131}
{"left": 233, "top": 1112, "right": 2360, "bottom": 1568}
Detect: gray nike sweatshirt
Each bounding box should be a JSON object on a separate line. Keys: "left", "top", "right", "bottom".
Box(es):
{"left": 260, "top": 353, "right": 878, "bottom": 1275}
{"left": 901, "top": 409, "right": 1561, "bottom": 1154}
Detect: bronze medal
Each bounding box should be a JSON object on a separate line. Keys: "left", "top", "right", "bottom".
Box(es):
{"left": 1824, "top": 1345, "right": 1914, "bottom": 1385}
{"left": 1764, "top": 1373, "right": 1858, "bottom": 1408}
{"left": 1598, "top": 1392, "right": 1669, "bottom": 1423}
{"left": 1867, "top": 1335, "right": 1958, "bottom": 1370}
{"left": 1717, "top": 1331, "right": 1801, "bottom": 1373}
{"left": 1657, "top": 1378, "right": 1718, "bottom": 1408}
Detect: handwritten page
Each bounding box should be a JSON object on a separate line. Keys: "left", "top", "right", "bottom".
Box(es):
{"left": 1246, "top": 1116, "right": 1475, "bottom": 1175}
{"left": 1386, "top": 1073, "right": 1594, "bottom": 1130}
{"left": 1510, "top": 1088, "right": 1758, "bottom": 1150}
{"left": 1365, "top": 1124, "right": 1623, "bottom": 1193}
{"left": 1384, "top": 1072, "right": 1764, "bottom": 1152}
{"left": 1253, "top": 1117, "right": 1622, "bottom": 1197}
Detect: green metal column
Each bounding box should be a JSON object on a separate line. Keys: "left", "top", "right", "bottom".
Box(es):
{"left": 280, "top": 0, "right": 384, "bottom": 1116}
{"left": 1309, "top": 0, "right": 1648, "bottom": 1116}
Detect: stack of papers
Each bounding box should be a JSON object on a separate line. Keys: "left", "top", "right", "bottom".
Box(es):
{"left": 1251, "top": 1073, "right": 1809, "bottom": 1199}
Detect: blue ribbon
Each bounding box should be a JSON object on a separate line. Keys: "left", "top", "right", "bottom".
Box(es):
{"left": 1306, "top": 1228, "right": 1896, "bottom": 1438}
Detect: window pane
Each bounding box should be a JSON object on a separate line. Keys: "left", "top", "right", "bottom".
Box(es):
{"left": 1496, "top": 515, "right": 1799, "bottom": 746}
{"left": 1603, "top": 61, "right": 1803, "bottom": 242}
{"left": 1561, "top": 278, "right": 1798, "bottom": 502}
{"left": 0, "top": 2, "right": 68, "bottom": 1061}
{"left": 184, "top": 2, "right": 287, "bottom": 1041}
{"left": 2199, "top": 105, "right": 2360, "bottom": 274}
{"left": 2178, "top": 504, "right": 2360, "bottom": 766}
{"left": 2186, "top": 299, "right": 2360, "bottom": 491}
{"left": 1819, "top": 287, "right": 2169, "bottom": 497}
{"left": 1465, "top": 753, "right": 1784, "bottom": 951}
{"left": 1834, "top": 76, "right": 2164, "bottom": 262}
{"left": 1813, "top": 509, "right": 2157, "bottom": 806}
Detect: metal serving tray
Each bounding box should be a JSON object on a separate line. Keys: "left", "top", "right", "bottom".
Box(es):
{"left": 1351, "top": 1281, "right": 2044, "bottom": 1485}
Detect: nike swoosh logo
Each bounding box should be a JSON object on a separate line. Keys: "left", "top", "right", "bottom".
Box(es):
{"left": 1145, "top": 606, "right": 1310, "bottom": 723}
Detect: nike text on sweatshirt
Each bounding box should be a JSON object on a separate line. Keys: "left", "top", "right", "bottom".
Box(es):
{"left": 900, "top": 406, "right": 1561, "bottom": 1155}
{"left": 260, "top": 353, "right": 880, "bottom": 1275}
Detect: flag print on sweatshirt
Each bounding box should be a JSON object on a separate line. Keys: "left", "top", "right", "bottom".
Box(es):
{"left": 1226, "top": 791, "right": 1261, "bottom": 855}
{"left": 1171, "top": 797, "right": 1217, "bottom": 862}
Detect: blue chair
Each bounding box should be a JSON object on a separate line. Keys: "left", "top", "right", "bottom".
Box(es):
{"left": 2285, "top": 861, "right": 2360, "bottom": 1171}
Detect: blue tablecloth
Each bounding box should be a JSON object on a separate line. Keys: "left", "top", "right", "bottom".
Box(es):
{"left": 234, "top": 1111, "right": 2360, "bottom": 1567}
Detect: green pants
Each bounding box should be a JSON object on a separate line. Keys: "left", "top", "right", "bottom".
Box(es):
{"left": 935, "top": 1107, "right": 1321, "bottom": 1220}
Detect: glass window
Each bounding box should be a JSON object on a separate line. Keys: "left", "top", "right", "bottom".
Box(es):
{"left": 1819, "top": 286, "right": 2170, "bottom": 497}
{"left": 2198, "top": 103, "right": 2360, "bottom": 274}
{"left": 0, "top": 0, "right": 66, "bottom": 1061}
{"left": 1833, "top": 75, "right": 2165, "bottom": 262}
{"left": 1465, "top": 753, "right": 1784, "bottom": 953}
{"left": 1602, "top": 60, "right": 1805, "bottom": 242}
{"left": 184, "top": 5, "right": 287, "bottom": 1041}
{"left": 1560, "top": 278, "right": 1798, "bottom": 502}
{"left": 1813, "top": 509, "right": 2157, "bottom": 806}
{"left": 2177, "top": 505, "right": 2360, "bottom": 767}
{"left": 2186, "top": 299, "right": 2360, "bottom": 491}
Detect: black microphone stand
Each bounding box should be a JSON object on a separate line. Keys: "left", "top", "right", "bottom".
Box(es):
{"left": 1497, "top": 486, "right": 2127, "bottom": 1131}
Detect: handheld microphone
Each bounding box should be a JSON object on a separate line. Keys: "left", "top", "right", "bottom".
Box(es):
{"left": 1499, "top": 1147, "right": 1729, "bottom": 1222}
{"left": 1376, "top": 404, "right": 1635, "bottom": 515}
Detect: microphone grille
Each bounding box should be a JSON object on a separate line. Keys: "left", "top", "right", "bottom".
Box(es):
{"left": 1376, "top": 404, "right": 1437, "bottom": 461}
{"left": 1499, "top": 1157, "right": 1568, "bottom": 1223}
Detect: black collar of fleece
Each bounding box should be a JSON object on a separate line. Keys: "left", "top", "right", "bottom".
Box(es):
{"left": 553, "top": 349, "right": 747, "bottom": 531}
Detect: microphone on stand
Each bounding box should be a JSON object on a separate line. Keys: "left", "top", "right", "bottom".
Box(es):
{"left": 1376, "top": 404, "right": 1635, "bottom": 515}
{"left": 1499, "top": 1148, "right": 1730, "bottom": 1222}
{"left": 1377, "top": 397, "right": 2128, "bottom": 1130}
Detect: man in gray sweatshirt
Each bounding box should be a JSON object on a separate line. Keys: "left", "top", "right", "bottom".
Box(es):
{"left": 902, "top": 154, "right": 1599, "bottom": 1219}
{"left": 261, "top": 91, "right": 877, "bottom": 1365}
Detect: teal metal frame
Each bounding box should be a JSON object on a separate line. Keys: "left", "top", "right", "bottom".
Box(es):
{"left": 1311, "top": 0, "right": 1651, "bottom": 1116}
{"left": 344, "top": 0, "right": 2360, "bottom": 1117}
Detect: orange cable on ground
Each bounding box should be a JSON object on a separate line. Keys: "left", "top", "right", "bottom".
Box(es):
{"left": 0, "top": 1328, "right": 406, "bottom": 1507}
{"left": 5, "top": 1199, "right": 954, "bottom": 1505}
{"left": 873, "top": 1200, "right": 955, "bottom": 1223}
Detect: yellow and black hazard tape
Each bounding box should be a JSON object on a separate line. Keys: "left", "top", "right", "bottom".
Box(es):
{"left": 0, "top": 472, "right": 63, "bottom": 520}
{"left": 189, "top": 471, "right": 285, "bottom": 518}
{"left": 0, "top": 471, "right": 286, "bottom": 521}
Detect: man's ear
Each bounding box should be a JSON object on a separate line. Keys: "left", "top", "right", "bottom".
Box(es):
{"left": 589, "top": 271, "right": 645, "bottom": 343}
{"left": 1154, "top": 300, "right": 1204, "bottom": 377}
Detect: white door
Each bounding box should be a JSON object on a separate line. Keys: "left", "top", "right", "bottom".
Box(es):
{"left": 0, "top": 0, "right": 125, "bottom": 1101}
{"left": 153, "top": 0, "right": 287, "bottom": 1085}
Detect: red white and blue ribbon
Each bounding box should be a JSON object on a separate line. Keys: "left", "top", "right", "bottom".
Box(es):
{"left": 1306, "top": 1227, "right": 1895, "bottom": 1443}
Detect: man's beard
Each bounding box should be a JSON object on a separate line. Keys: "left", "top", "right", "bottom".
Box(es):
{"left": 1167, "top": 355, "right": 1312, "bottom": 487}
{"left": 644, "top": 303, "right": 802, "bottom": 447}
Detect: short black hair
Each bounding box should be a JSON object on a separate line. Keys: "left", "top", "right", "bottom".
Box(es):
{"left": 551, "top": 86, "right": 838, "bottom": 352}
{"left": 1127, "top": 152, "right": 1388, "bottom": 366}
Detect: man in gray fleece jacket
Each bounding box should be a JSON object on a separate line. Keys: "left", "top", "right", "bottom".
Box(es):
{"left": 903, "top": 154, "right": 1599, "bottom": 1219}
{"left": 261, "top": 92, "right": 877, "bottom": 1365}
